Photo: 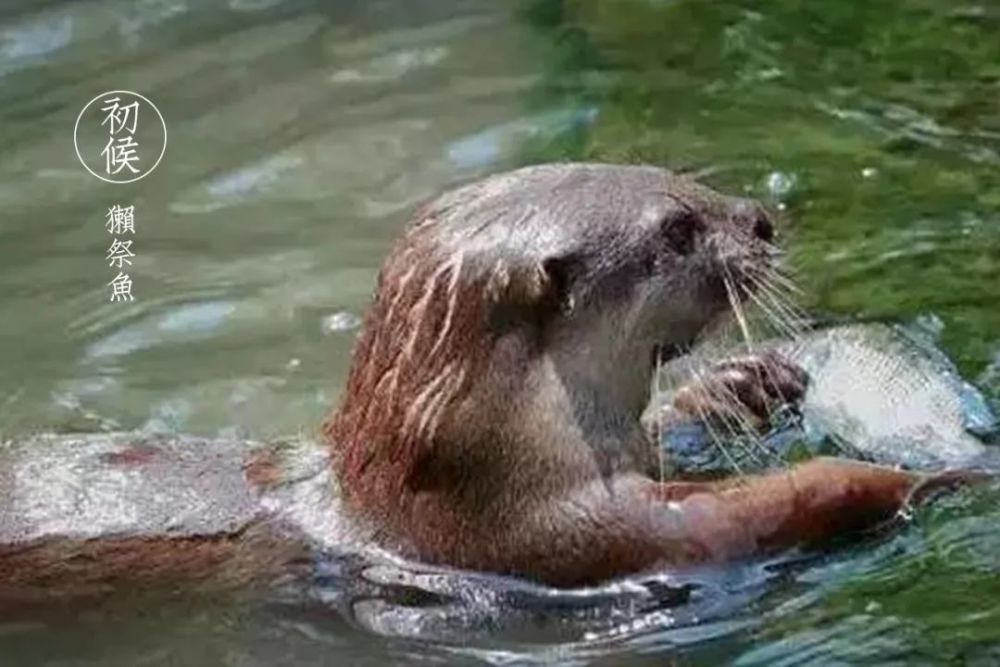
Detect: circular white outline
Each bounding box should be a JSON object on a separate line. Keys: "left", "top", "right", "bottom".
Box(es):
{"left": 74, "top": 89, "right": 168, "bottom": 185}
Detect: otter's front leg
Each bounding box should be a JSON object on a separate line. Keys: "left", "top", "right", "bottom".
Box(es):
{"left": 526, "top": 459, "right": 982, "bottom": 586}
{"left": 639, "top": 458, "right": 985, "bottom": 561}
{"left": 658, "top": 350, "right": 809, "bottom": 434}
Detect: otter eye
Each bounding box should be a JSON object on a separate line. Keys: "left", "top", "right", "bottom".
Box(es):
{"left": 659, "top": 209, "right": 703, "bottom": 257}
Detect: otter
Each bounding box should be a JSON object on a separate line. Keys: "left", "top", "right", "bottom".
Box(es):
{"left": 0, "top": 162, "right": 981, "bottom": 602}
{"left": 322, "top": 163, "right": 978, "bottom": 587}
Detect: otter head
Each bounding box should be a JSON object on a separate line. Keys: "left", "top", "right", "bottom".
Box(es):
{"left": 326, "top": 163, "right": 777, "bottom": 524}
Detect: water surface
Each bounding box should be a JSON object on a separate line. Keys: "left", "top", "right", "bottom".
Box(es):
{"left": 1, "top": 0, "right": 999, "bottom": 664}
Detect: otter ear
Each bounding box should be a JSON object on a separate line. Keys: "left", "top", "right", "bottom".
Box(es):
{"left": 540, "top": 253, "right": 580, "bottom": 315}
{"left": 489, "top": 254, "right": 581, "bottom": 329}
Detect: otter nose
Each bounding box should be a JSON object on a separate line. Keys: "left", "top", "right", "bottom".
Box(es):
{"left": 753, "top": 215, "right": 774, "bottom": 243}
{"left": 732, "top": 199, "right": 775, "bottom": 243}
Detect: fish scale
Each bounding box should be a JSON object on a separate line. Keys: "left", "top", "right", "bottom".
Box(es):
{"left": 658, "top": 323, "right": 998, "bottom": 473}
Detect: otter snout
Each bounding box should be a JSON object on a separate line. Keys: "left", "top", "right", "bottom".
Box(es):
{"left": 691, "top": 196, "right": 780, "bottom": 314}
{"left": 730, "top": 198, "right": 776, "bottom": 244}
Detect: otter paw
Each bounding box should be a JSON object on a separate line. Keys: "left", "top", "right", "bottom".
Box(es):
{"left": 669, "top": 350, "right": 809, "bottom": 432}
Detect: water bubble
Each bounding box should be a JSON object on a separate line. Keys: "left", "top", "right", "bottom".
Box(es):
{"left": 323, "top": 311, "right": 362, "bottom": 334}
{"left": 765, "top": 171, "right": 797, "bottom": 198}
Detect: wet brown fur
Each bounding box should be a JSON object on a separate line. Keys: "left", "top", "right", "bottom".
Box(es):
{"left": 0, "top": 523, "right": 306, "bottom": 606}
{"left": 324, "top": 163, "right": 967, "bottom": 587}
{"left": 0, "top": 434, "right": 315, "bottom": 607}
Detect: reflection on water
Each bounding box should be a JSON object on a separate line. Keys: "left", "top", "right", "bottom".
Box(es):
{"left": 1, "top": 0, "right": 999, "bottom": 664}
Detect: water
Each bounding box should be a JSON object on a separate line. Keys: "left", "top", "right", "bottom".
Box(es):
{"left": 1, "top": 0, "right": 999, "bottom": 664}
{"left": 0, "top": 0, "right": 563, "bottom": 438}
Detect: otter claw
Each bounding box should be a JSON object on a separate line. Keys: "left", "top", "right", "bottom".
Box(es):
{"left": 669, "top": 351, "right": 809, "bottom": 431}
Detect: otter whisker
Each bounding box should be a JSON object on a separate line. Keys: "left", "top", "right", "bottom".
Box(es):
{"left": 722, "top": 270, "right": 755, "bottom": 353}
{"left": 686, "top": 390, "right": 742, "bottom": 472}
{"left": 700, "top": 408, "right": 745, "bottom": 475}
{"left": 686, "top": 334, "right": 790, "bottom": 470}
{"left": 749, "top": 279, "right": 813, "bottom": 361}
{"left": 749, "top": 265, "right": 804, "bottom": 307}
{"left": 744, "top": 286, "right": 801, "bottom": 342}
{"left": 703, "top": 396, "right": 748, "bottom": 454}
{"left": 752, "top": 283, "right": 811, "bottom": 343}
{"left": 745, "top": 434, "right": 785, "bottom": 468}
{"left": 730, "top": 424, "right": 784, "bottom": 468}
{"left": 745, "top": 272, "right": 810, "bottom": 338}
{"left": 687, "top": 365, "right": 752, "bottom": 473}
{"left": 715, "top": 407, "right": 768, "bottom": 468}
{"left": 739, "top": 278, "right": 812, "bottom": 410}
{"left": 741, "top": 282, "right": 792, "bottom": 334}
{"left": 715, "top": 402, "right": 785, "bottom": 469}
{"left": 753, "top": 272, "right": 810, "bottom": 329}
{"left": 762, "top": 265, "right": 804, "bottom": 296}
{"left": 688, "top": 364, "right": 745, "bottom": 437}
{"left": 653, "top": 348, "right": 667, "bottom": 484}
{"left": 690, "top": 364, "right": 779, "bottom": 468}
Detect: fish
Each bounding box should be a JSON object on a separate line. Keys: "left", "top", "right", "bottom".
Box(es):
{"left": 658, "top": 322, "right": 999, "bottom": 473}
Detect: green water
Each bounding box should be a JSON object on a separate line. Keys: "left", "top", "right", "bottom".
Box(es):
{"left": 1, "top": 0, "right": 998, "bottom": 664}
